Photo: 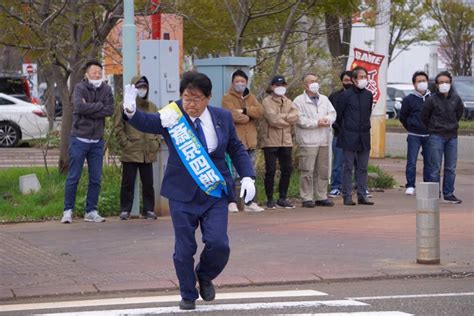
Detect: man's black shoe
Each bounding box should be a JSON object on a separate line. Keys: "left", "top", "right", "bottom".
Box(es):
{"left": 198, "top": 278, "right": 215, "bottom": 301}
{"left": 302, "top": 200, "right": 315, "bottom": 208}
{"left": 315, "top": 199, "right": 334, "bottom": 207}
{"left": 179, "top": 299, "right": 195, "bottom": 310}
{"left": 142, "top": 211, "right": 157, "bottom": 219}
{"left": 343, "top": 198, "right": 356, "bottom": 205}
{"left": 358, "top": 197, "right": 374, "bottom": 205}
{"left": 443, "top": 195, "right": 462, "bottom": 204}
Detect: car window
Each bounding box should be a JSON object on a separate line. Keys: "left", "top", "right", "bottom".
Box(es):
{"left": 387, "top": 88, "right": 395, "bottom": 99}
{"left": 0, "top": 78, "right": 26, "bottom": 95}
{"left": 0, "top": 97, "right": 15, "bottom": 105}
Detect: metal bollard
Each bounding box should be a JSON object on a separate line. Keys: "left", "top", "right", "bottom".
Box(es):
{"left": 416, "top": 182, "right": 440, "bottom": 264}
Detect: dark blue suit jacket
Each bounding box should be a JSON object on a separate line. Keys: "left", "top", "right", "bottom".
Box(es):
{"left": 125, "top": 101, "right": 254, "bottom": 203}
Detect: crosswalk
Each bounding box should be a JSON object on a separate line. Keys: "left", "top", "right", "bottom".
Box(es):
{"left": 0, "top": 289, "right": 417, "bottom": 315}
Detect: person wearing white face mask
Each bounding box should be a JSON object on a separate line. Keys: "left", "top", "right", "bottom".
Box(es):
{"left": 293, "top": 74, "right": 336, "bottom": 208}
{"left": 399, "top": 71, "right": 431, "bottom": 196}
{"left": 335, "top": 66, "right": 374, "bottom": 206}
{"left": 222, "top": 70, "right": 264, "bottom": 213}
{"left": 421, "top": 71, "right": 465, "bottom": 204}
{"left": 261, "top": 75, "right": 299, "bottom": 209}
{"left": 114, "top": 75, "right": 160, "bottom": 220}
{"left": 61, "top": 60, "right": 115, "bottom": 224}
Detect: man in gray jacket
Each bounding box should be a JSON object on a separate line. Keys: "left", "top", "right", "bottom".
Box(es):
{"left": 61, "top": 60, "right": 115, "bottom": 223}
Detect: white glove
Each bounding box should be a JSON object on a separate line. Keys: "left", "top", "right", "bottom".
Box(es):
{"left": 240, "top": 177, "right": 256, "bottom": 204}
{"left": 123, "top": 84, "right": 137, "bottom": 117}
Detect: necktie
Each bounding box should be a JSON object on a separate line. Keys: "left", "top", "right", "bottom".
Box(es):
{"left": 194, "top": 118, "right": 208, "bottom": 152}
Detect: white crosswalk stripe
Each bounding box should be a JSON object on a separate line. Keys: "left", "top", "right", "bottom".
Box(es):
{"left": 37, "top": 300, "right": 369, "bottom": 315}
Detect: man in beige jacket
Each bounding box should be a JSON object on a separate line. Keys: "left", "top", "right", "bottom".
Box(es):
{"left": 262, "top": 75, "right": 299, "bottom": 209}
{"left": 222, "top": 70, "right": 264, "bottom": 212}
{"left": 293, "top": 74, "right": 336, "bottom": 208}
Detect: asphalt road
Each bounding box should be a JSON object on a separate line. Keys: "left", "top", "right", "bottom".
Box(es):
{"left": 1, "top": 276, "right": 472, "bottom": 315}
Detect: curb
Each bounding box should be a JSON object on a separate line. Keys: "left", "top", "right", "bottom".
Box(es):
{"left": 2, "top": 270, "right": 473, "bottom": 302}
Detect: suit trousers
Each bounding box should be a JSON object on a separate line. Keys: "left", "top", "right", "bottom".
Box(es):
{"left": 298, "top": 146, "right": 329, "bottom": 201}
{"left": 120, "top": 162, "right": 155, "bottom": 214}
{"left": 169, "top": 191, "right": 230, "bottom": 301}
{"left": 342, "top": 149, "right": 370, "bottom": 199}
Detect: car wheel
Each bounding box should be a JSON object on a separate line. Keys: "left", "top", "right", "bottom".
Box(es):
{"left": 0, "top": 122, "right": 21, "bottom": 147}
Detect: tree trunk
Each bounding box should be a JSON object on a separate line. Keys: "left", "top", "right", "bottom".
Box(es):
{"left": 325, "top": 13, "right": 352, "bottom": 71}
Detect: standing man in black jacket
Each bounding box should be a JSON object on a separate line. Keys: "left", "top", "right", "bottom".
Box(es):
{"left": 328, "top": 70, "right": 353, "bottom": 198}
{"left": 399, "top": 71, "right": 431, "bottom": 195}
{"left": 61, "top": 60, "right": 115, "bottom": 223}
{"left": 335, "top": 66, "right": 374, "bottom": 206}
{"left": 421, "top": 71, "right": 464, "bottom": 204}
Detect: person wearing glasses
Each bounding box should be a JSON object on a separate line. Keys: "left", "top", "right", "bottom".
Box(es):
{"left": 121, "top": 71, "right": 256, "bottom": 310}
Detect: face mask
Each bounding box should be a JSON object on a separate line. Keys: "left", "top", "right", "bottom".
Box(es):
{"left": 356, "top": 79, "right": 368, "bottom": 89}
{"left": 274, "top": 86, "right": 286, "bottom": 96}
{"left": 308, "top": 82, "right": 320, "bottom": 94}
{"left": 343, "top": 83, "right": 352, "bottom": 90}
{"left": 137, "top": 89, "right": 148, "bottom": 98}
{"left": 438, "top": 83, "right": 451, "bottom": 94}
{"left": 416, "top": 81, "right": 428, "bottom": 93}
{"left": 89, "top": 78, "right": 103, "bottom": 88}
{"left": 234, "top": 83, "right": 247, "bottom": 93}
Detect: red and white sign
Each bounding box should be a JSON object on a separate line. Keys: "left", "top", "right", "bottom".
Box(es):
{"left": 350, "top": 48, "right": 385, "bottom": 104}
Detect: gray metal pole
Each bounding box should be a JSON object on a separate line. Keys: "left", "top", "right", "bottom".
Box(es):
{"left": 122, "top": 0, "right": 140, "bottom": 218}
{"left": 416, "top": 182, "right": 440, "bottom": 264}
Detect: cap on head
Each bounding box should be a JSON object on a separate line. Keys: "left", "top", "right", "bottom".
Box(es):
{"left": 271, "top": 75, "right": 287, "bottom": 86}
{"left": 135, "top": 77, "right": 148, "bottom": 88}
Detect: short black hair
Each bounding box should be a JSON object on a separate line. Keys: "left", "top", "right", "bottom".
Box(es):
{"left": 340, "top": 70, "right": 352, "bottom": 81}
{"left": 411, "top": 71, "right": 429, "bottom": 84}
{"left": 435, "top": 71, "right": 452, "bottom": 84}
{"left": 351, "top": 66, "right": 368, "bottom": 79}
{"left": 84, "top": 60, "right": 102, "bottom": 71}
{"left": 232, "top": 69, "right": 248, "bottom": 81}
{"left": 179, "top": 71, "right": 212, "bottom": 97}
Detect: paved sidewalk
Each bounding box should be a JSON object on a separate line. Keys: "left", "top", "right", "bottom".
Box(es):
{"left": 0, "top": 159, "right": 473, "bottom": 301}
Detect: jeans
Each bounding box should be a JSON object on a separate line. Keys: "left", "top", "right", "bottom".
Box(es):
{"left": 263, "top": 147, "right": 293, "bottom": 200}
{"left": 120, "top": 162, "right": 155, "bottom": 214}
{"left": 405, "top": 134, "right": 430, "bottom": 188}
{"left": 330, "top": 136, "right": 344, "bottom": 191}
{"left": 427, "top": 135, "right": 458, "bottom": 197}
{"left": 342, "top": 149, "right": 370, "bottom": 199}
{"left": 64, "top": 137, "right": 104, "bottom": 213}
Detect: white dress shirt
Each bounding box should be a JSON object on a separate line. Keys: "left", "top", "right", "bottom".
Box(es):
{"left": 190, "top": 107, "right": 218, "bottom": 153}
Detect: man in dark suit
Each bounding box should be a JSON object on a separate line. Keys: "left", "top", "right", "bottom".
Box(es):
{"left": 122, "top": 71, "right": 255, "bottom": 310}
{"left": 335, "top": 66, "right": 374, "bottom": 206}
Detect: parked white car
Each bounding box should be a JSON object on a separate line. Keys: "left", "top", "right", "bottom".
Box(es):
{"left": 0, "top": 93, "right": 49, "bottom": 147}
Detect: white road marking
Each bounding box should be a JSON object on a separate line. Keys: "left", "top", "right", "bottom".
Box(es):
{"left": 349, "top": 292, "right": 474, "bottom": 301}
{"left": 0, "top": 290, "right": 327, "bottom": 312}
{"left": 275, "top": 313, "right": 413, "bottom": 316}
{"left": 36, "top": 299, "right": 369, "bottom": 315}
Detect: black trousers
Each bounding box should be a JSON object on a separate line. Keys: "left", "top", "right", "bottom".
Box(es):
{"left": 263, "top": 147, "right": 293, "bottom": 200}
{"left": 342, "top": 149, "right": 369, "bottom": 199}
{"left": 120, "top": 162, "right": 155, "bottom": 214}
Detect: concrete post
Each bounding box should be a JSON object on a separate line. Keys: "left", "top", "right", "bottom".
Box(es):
{"left": 416, "top": 182, "right": 440, "bottom": 264}
{"left": 122, "top": 0, "right": 140, "bottom": 217}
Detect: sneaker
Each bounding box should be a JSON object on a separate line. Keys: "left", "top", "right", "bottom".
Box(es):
{"left": 119, "top": 211, "right": 130, "bottom": 220}
{"left": 276, "top": 198, "right": 295, "bottom": 209}
{"left": 228, "top": 202, "right": 239, "bottom": 213}
{"left": 61, "top": 209, "right": 73, "bottom": 224}
{"left": 366, "top": 189, "right": 373, "bottom": 198}
{"left": 443, "top": 195, "right": 462, "bottom": 204}
{"left": 328, "top": 189, "right": 341, "bottom": 198}
{"left": 244, "top": 202, "right": 264, "bottom": 212}
{"left": 266, "top": 200, "right": 277, "bottom": 209}
{"left": 142, "top": 211, "right": 157, "bottom": 219}
{"left": 405, "top": 187, "right": 415, "bottom": 195}
{"left": 84, "top": 210, "right": 106, "bottom": 222}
